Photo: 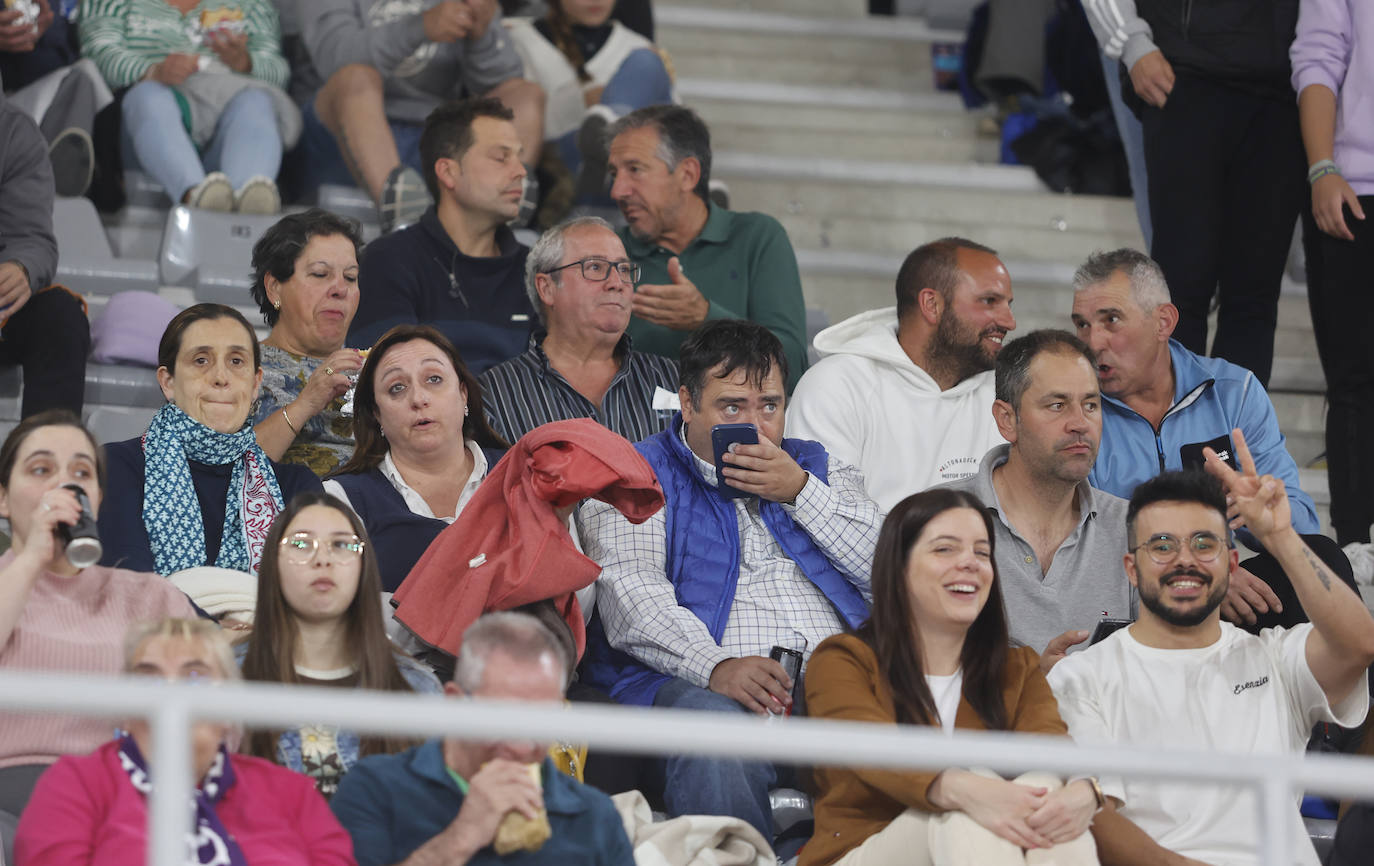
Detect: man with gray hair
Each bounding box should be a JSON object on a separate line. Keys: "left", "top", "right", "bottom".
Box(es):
{"left": 605, "top": 105, "right": 809, "bottom": 388}
{"left": 331, "top": 611, "right": 634, "bottom": 866}
{"left": 479, "top": 216, "right": 679, "bottom": 443}
{"left": 1070, "top": 247, "right": 1343, "bottom": 629}
{"left": 941, "top": 329, "right": 1133, "bottom": 666}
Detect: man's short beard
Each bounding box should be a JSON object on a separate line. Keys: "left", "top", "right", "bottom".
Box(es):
{"left": 1138, "top": 571, "right": 1228, "bottom": 627}
{"left": 927, "top": 307, "right": 995, "bottom": 384}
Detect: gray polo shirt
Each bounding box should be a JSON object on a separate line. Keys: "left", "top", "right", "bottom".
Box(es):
{"left": 940, "top": 444, "right": 1136, "bottom": 654}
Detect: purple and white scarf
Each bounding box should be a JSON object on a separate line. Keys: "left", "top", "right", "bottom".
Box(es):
{"left": 116, "top": 733, "right": 249, "bottom": 866}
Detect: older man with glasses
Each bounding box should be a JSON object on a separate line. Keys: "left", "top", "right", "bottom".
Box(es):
{"left": 479, "top": 215, "right": 680, "bottom": 444}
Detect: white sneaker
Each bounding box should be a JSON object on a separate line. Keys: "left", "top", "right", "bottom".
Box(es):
{"left": 185, "top": 171, "right": 234, "bottom": 212}
{"left": 1343, "top": 542, "right": 1374, "bottom": 586}
{"left": 235, "top": 175, "right": 281, "bottom": 215}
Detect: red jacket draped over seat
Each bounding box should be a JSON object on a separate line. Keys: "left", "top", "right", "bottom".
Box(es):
{"left": 393, "top": 419, "right": 664, "bottom": 659}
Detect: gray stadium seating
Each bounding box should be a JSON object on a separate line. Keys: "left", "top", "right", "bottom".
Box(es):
{"left": 158, "top": 206, "right": 281, "bottom": 304}
{"left": 53, "top": 197, "right": 160, "bottom": 295}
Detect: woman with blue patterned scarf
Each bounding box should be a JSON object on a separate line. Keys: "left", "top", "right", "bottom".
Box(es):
{"left": 96, "top": 303, "right": 322, "bottom": 576}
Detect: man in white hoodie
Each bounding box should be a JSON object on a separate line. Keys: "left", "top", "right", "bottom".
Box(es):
{"left": 786, "top": 237, "right": 1015, "bottom": 511}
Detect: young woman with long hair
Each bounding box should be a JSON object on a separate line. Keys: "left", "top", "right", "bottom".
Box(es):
{"left": 802, "top": 488, "right": 1101, "bottom": 866}
{"left": 238, "top": 492, "right": 440, "bottom": 797}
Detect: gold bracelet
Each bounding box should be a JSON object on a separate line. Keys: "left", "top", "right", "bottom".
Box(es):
{"left": 281, "top": 406, "right": 299, "bottom": 435}
{"left": 1086, "top": 776, "right": 1107, "bottom": 813}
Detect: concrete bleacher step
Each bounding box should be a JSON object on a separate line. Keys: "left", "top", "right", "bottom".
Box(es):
{"left": 709, "top": 117, "right": 995, "bottom": 163}
{"left": 658, "top": 5, "right": 956, "bottom": 91}
{"left": 720, "top": 165, "right": 1141, "bottom": 250}
{"left": 663, "top": 0, "right": 867, "bottom": 17}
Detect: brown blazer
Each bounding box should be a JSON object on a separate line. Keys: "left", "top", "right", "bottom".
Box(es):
{"left": 799, "top": 633, "right": 1069, "bottom": 866}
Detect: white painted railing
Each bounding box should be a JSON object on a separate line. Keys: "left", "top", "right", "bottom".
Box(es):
{"left": 3, "top": 669, "right": 1373, "bottom": 866}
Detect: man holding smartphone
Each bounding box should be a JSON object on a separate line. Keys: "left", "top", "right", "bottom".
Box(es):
{"left": 578, "top": 319, "right": 882, "bottom": 846}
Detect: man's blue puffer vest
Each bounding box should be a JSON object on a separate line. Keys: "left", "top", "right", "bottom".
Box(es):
{"left": 582, "top": 413, "right": 870, "bottom": 706}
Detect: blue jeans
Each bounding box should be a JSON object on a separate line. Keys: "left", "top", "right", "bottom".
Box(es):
{"left": 652, "top": 677, "right": 777, "bottom": 845}
{"left": 554, "top": 47, "right": 673, "bottom": 175}
{"left": 121, "top": 81, "right": 282, "bottom": 201}
{"left": 1100, "top": 52, "right": 1151, "bottom": 248}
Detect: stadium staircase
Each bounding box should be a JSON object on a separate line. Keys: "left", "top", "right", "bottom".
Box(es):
{"left": 655, "top": 0, "right": 1333, "bottom": 533}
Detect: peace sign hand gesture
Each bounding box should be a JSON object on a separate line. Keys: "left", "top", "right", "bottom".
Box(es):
{"left": 1203, "top": 427, "right": 1292, "bottom": 545}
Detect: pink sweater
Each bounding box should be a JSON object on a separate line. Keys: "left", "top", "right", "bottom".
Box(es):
{"left": 0, "top": 553, "right": 195, "bottom": 768}
{"left": 15, "top": 741, "right": 356, "bottom": 866}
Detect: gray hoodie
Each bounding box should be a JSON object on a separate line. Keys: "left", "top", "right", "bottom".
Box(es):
{"left": 303, "top": 0, "right": 523, "bottom": 124}
{"left": 0, "top": 92, "right": 57, "bottom": 291}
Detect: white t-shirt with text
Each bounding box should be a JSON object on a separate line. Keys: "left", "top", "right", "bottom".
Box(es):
{"left": 1048, "top": 622, "right": 1368, "bottom": 866}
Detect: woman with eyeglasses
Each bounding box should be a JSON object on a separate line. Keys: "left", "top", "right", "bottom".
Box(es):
{"left": 238, "top": 493, "right": 440, "bottom": 798}
{"left": 324, "top": 325, "right": 508, "bottom": 593}
{"left": 16, "top": 618, "right": 355, "bottom": 866}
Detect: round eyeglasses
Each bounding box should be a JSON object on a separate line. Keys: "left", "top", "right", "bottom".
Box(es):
{"left": 1129, "top": 531, "right": 1225, "bottom": 565}
{"left": 544, "top": 257, "right": 641, "bottom": 284}
{"left": 279, "top": 533, "right": 365, "bottom": 564}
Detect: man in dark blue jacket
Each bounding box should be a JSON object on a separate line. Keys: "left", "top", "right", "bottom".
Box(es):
{"left": 350, "top": 96, "right": 534, "bottom": 375}
{"left": 577, "top": 319, "right": 882, "bottom": 845}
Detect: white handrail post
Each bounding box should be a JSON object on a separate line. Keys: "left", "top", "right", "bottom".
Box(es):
{"left": 148, "top": 700, "right": 193, "bottom": 866}
{"left": 1258, "top": 771, "right": 1292, "bottom": 866}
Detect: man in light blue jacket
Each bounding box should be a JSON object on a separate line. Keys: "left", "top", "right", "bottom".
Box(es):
{"left": 1069, "top": 248, "right": 1354, "bottom": 629}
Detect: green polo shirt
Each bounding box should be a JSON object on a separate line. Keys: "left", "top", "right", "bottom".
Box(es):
{"left": 620, "top": 202, "right": 809, "bottom": 389}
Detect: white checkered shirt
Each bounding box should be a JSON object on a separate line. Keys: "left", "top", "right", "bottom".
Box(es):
{"left": 577, "top": 431, "right": 881, "bottom": 688}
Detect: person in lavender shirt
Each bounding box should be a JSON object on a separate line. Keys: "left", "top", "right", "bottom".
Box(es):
{"left": 1291, "top": 0, "right": 1374, "bottom": 550}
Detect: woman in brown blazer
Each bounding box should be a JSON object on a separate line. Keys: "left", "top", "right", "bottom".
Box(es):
{"left": 802, "top": 488, "right": 1101, "bottom": 866}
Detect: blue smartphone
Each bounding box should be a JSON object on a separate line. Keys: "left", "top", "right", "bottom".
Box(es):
{"left": 711, "top": 423, "right": 758, "bottom": 499}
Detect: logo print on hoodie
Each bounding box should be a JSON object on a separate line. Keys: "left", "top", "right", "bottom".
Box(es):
{"left": 368, "top": 0, "right": 437, "bottom": 79}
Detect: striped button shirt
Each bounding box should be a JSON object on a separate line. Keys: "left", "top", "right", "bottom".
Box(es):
{"left": 577, "top": 425, "right": 880, "bottom": 688}
{"left": 479, "top": 332, "right": 679, "bottom": 444}
{"left": 81, "top": 0, "right": 288, "bottom": 89}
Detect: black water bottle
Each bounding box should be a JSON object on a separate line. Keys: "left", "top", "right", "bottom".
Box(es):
{"left": 56, "top": 483, "right": 102, "bottom": 569}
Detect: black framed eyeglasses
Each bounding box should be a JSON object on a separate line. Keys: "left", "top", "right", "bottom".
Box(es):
{"left": 1129, "top": 531, "right": 1226, "bottom": 565}
{"left": 545, "top": 257, "right": 640, "bottom": 284}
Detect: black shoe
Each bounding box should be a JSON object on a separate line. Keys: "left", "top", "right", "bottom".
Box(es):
{"left": 49, "top": 127, "right": 95, "bottom": 198}
{"left": 573, "top": 105, "right": 616, "bottom": 202}
{"left": 708, "top": 179, "right": 731, "bottom": 210}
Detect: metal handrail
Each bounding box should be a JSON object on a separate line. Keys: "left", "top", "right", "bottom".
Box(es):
{"left": 2, "top": 669, "right": 1371, "bottom": 866}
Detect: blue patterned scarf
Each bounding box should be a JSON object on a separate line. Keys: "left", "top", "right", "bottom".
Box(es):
{"left": 116, "top": 733, "right": 249, "bottom": 866}
{"left": 142, "top": 403, "right": 283, "bottom": 575}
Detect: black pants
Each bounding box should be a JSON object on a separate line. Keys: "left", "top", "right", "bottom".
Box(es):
{"left": 0, "top": 286, "right": 89, "bottom": 417}
{"left": 1302, "top": 197, "right": 1374, "bottom": 544}
{"left": 1142, "top": 75, "right": 1306, "bottom": 387}
{"left": 1240, "top": 533, "right": 1358, "bottom": 633}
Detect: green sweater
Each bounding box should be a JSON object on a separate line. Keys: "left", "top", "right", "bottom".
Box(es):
{"left": 81, "top": 0, "right": 287, "bottom": 90}
{"left": 620, "top": 202, "right": 810, "bottom": 390}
